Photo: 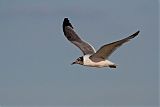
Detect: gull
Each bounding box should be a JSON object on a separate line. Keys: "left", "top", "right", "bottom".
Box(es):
{"left": 62, "top": 18, "right": 140, "bottom": 68}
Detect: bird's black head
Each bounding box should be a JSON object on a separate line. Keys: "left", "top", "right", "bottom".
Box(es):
{"left": 71, "top": 56, "right": 83, "bottom": 65}
{"left": 77, "top": 56, "right": 83, "bottom": 61}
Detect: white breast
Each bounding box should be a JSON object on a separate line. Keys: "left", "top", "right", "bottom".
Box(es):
{"left": 83, "top": 55, "right": 114, "bottom": 68}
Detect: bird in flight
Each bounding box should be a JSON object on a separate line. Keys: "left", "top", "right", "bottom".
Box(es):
{"left": 62, "top": 18, "right": 140, "bottom": 68}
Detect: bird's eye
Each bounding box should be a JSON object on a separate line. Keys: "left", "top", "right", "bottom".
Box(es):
{"left": 78, "top": 57, "right": 83, "bottom": 61}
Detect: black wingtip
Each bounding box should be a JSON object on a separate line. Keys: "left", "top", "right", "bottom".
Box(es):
{"left": 63, "top": 18, "right": 73, "bottom": 28}
{"left": 129, "top": 30, "right": 140, "bottom": 39}
{"left": 133, "top": 30, "right": 140, "bottom": 36}
{"left": 64, "top": 18, "right": 69, "bottom": 23}
{"left": 135, "top": 30, "right": 140, "bottom": 35}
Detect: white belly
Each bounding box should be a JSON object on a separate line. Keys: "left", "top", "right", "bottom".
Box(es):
{"left": 83, "top": 55, "right": 115, "bottom": 68}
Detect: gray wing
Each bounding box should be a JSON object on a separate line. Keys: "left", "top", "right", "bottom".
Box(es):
{"left": 90, "top": 31, "right": 140, "bottom": 59}
{"left": 63, "top": 18, "right": 95, "bottom": 55}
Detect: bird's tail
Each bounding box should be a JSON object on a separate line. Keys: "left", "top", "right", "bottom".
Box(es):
{"left": 109, "top": 64, "right": 117, "bottom": 68}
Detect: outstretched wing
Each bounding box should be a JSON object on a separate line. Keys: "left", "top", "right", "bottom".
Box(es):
{"left": 90, "top": 31, "right": 140, "bottom": 59}
{"left": 63, "top": 18, "right": 95, "bottom": 55}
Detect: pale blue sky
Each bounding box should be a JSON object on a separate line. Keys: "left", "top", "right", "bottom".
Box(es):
{"left": 0, "top": 0, "right": 159, "bottom": 106}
